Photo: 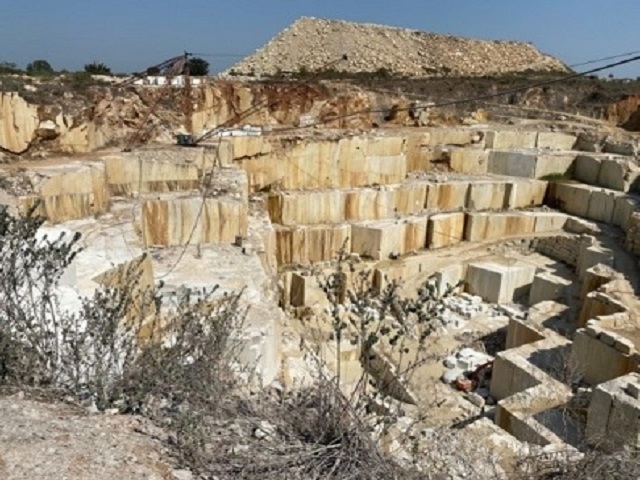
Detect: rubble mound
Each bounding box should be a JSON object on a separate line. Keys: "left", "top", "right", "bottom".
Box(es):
{"left": 223, "top": 17, "right": 569, "bottom": 78}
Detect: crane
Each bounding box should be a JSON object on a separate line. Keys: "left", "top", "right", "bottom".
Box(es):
{"left": 118, "top": 53, "right": 348, "bottom": 151}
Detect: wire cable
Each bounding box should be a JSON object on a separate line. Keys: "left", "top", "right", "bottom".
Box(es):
{"left": 569, "top": 49, "right": 640, "bottom": 68}
{"left": 268, "top": 53, "right": 640, "bottom": 134}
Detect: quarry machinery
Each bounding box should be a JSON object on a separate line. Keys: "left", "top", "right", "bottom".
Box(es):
{"left": 119, "top": 52, "right": 193, "bottom": 151}
{"left": 119, "top": 52, "right": 349, "bottom": 150}
{"left": 177, "top": 54, "right": 350, "bottom": 148}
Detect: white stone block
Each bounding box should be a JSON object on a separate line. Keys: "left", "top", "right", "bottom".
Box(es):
{"left": 485, "top": 131, "right": 537, "bottom": 149}
{"left": 435, "top": 263, "right": 464, "bottom": 297}
{"left": 489, "top": 150, "right": 575, "bottom": 178}
{"left": 577, "top": 245, "right": 615, "bottom": 279}
{"left": 536, "top": 132, "right": 577, "bottom": 150}
{"left": 529, "top": 271, "right": 572, "bottom": 305}
{"left": 612, "top": 196, "right": 640, "bottom": 229}
{"left": 449, "top": 147, "right": 489, "bottom": 174}
{"left": 465, "top": 259, "right": 536, "bottom": 304}
{"left": 505, "top": 179, "right": 548, "bottom": 209}
{"left": 489, "top": 150, "right": 537, "bottom": 177}
{"left": 533, "top": 212, "right": 568, "bottom": 232}
{"left": 575, "top": 154, "right": 603, "bottom": 185}
{"left": 428, "top": 212, "right": 465, "bottom": 248}
{"left": 598, "top": 157, "right": 640, "bottom": 192}
{"left": 587, "top": 189, "right": 622, "bottom": 223}
{"left": 466, "top": 181, "right": 508, "bottom": 210}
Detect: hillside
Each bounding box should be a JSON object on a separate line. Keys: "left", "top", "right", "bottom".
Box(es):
{"left": 222, "top": 17, "right": 569, "bottom": 78}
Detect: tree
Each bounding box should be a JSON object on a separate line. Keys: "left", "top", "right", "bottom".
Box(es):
{"left": 84, "top": 62, "right": 112, "bottom": 75}
{"left": 188, "top": 57, "right": 209, "bottom": 76}
{"left": 0, "top": 62, "right": 20, "bottom": 74}
{"left": 26, "top": 59, "right": 54, "bottom": 76}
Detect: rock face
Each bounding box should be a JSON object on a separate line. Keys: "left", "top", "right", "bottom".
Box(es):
{"left": 607, "top": 94, "right": 640, "bottom": 131}
{"left": 223, "top": 17, "right": 569, "bottom": 78}
{"left": 0, "top": 93, "right": 39, "bottom": 153}
{"left": 0, "top": 82, "right": 381, "bottom": 156}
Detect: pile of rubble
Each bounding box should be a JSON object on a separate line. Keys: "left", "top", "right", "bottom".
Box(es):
{"left": 223, "top": 17, "right": 568, "bottom": 78}
{"left": 433, "top": 292, "right": 505, "bottom": 333}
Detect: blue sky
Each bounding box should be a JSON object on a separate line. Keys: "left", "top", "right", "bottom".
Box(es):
{"left": 1, "top": 0, "right": 639, "bottom": 77}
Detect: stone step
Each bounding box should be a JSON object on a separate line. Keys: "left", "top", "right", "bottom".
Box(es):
{"left": 274, "top": 210, "right": 568, "bottom": 267}
{"left": 16, "top": 161, "right": 109, "bottom": 223}
{"left": 140, "top": 193, "right": 248, "bottom": 248}
{"left": 487, "top": 149, "right": 578, "bottom": 179}
{"left": 266, "top": 178, "right": 547, "bottom": 226}
{"left": 574, "top": 153, "right": 640, "bottom": 192}
{"left": 546, "top": 181, "right": 640, "bottom": 228}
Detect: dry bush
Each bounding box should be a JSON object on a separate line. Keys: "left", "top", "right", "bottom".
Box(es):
{"left": 0, "top": 210, "right": 564, "bottom": 479}
{"left": 514, "top": 445, "right": 640, "bottom": 480}
{"left": 188, "top": 378, "right": 419, "bottom": 480}
{"left": 0, "top": 207, "right": 246, "bottom": 417}
{"left": 0, "top": 205, "right": 81, "bottom": 386}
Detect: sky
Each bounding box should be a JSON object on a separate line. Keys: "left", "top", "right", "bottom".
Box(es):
{"left": 1, "top": 0, "right": 639, "bottom": 78}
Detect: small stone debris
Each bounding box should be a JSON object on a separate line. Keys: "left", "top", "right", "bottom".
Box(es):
{"left": 252, "top": 420, "right": 277, "bottom": 440}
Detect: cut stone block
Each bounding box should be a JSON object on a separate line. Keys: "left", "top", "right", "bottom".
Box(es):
{"left": 547, "top": 182, "right": 592, "bottom": 217}
{"left": 613, "top": 196, "right": 640, "bottom": 229}
{"left": 425, "top": 181, "right": 469, "bottom": 210}
{"left": 21, "top": 161, "right": 110, "bottom": 223}
{"left": 485, "top": 131, "right": 538, "bottom": 149}
{"left": 424, "top": 129, "right": 474, "bottom": 146}
{"left": 428, "top": 212, "right": 465, "bottom": 248}
{"left": 586, "top": 373, "right": 640, "bottom": 451}
{"left": 489, "top": 150, "right": 576, "bottom": 178}
{"left": 529, "top": 271, "right": 572, "bottom": 305}
{"left": 598, "top": 157, "right": 640, "bottom": 192}
{"left": 577, "top": 245, "right": 615, "bottom": 279}
{"left": 449, "top": 147, "right": 489, "bottom": 174}
{"left": 351, "top": 217, "right": 427, "bottom": 260}
{"left": 466, "top": 259, "right": 536, "bottom": 303}
{"left": 290, "top": 273, "right": 327, "bottom": 307}
{"left": 603, "top": 137, "right": 638, "bottom": 156}
{"left": 536, "top": 132, "right": 577, "bottom": 150}
{"left": 489, "top": 151, "right": 537, "bottom": 178}
{"left": 434, "top": 263, "right": 464, "bottom": 296}
{"left": 504, "top": 179, "right": 548, "bottom": 209}
{"left": 535, "top": 153, "right": 578, "bottom": 178}
{"left": 574, "top": 132, "right": 604, "bottom": 153}
{"left": 587, "top": 189, "right": 624, "bottom": 224}
{"left": 275, "top": 224, "right": 351, "bottom": 266}
{"left": 574, "top": 154, "right": 602, "bottom": 185}
{"left": 141, "top": 196, "right": 248, "bottom": 247}
{"left": 532, "top": 212, "right": 568, "bottom": 232}
{"left": 268, "top": 190, "right": 345, "bottom": 225}
{"left": 103, "top": 155, "right": 200, "bottom": 196}
{"left": 464, "top": 212, "right": 535, "bottom": 242}
{"left": 466, "top": 181, "right": 507, "bottom": 210}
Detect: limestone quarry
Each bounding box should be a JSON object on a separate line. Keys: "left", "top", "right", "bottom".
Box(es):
{"left": 2, "top": 15, "right": 640, "bottom": 480}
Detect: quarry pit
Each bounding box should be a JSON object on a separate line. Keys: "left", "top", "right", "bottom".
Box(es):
{"left": 2, "top": 114, "right": 640, "bottom": 469}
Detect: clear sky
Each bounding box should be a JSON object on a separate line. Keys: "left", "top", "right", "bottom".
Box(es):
{"left": 1, "top": 0, "right": 639, "bottom": 78}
